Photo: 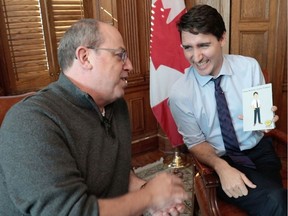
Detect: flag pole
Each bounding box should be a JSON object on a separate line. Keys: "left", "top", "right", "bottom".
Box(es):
{"left": 164, "top": 145, "right": 190, "bottom": 168}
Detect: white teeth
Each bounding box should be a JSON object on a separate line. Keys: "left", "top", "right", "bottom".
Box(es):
{"left": 121, "top": 78, "right": 128, "bottom": 85}
{"left": 196, "top": 60, "right": 208, "bottom": 67}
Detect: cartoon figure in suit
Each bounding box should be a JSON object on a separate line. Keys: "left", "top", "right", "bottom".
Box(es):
{"left": 251, "top": 91, "right": 262, "bottom": 126}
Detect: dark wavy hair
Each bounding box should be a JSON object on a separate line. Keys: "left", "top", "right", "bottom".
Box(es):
{"left": 177, "top": 4, "right": 226, "bottom": 40}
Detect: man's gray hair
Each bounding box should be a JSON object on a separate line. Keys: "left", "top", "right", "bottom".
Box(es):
{"left": 57, "top": 19, "right": 104, "bottom": 72}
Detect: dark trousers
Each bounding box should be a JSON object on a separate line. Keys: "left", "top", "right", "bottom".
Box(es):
{"left": 217, "top": 137, "right": 287, "bottom": 216}
{"left": 254, "top": 108, "right": 261, "bottom": 124}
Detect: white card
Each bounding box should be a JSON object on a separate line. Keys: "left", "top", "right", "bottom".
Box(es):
{"left": 242, "top": 83, "right": 275, "bottom": 131}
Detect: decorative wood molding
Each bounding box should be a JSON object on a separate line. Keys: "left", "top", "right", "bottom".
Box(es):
{"left": 117, "top": 0, "right": 159, "bottom": 151}
{"left": 131, "top": 135, "right": 159, "bottom": 155}
{"left": 117, "top": 0, "right": 141, "bottom": 79}
{"left": 231, "top": 0, "right": 287, "bottom": 132}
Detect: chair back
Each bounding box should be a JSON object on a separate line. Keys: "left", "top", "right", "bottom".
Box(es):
{"left": 0, "top": 92, "right": 35, "bottom": 126}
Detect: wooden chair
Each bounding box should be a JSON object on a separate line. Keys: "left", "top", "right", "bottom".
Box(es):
{"left": 192, "top": 129, "right": 288, "bottom": 216}
{"left": 0, "top": 92, "right": 35, "bottom": 126}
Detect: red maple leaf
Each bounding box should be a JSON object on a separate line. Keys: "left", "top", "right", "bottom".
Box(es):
{"left": 150, "top": 0, "right": 189, "bottom": 73}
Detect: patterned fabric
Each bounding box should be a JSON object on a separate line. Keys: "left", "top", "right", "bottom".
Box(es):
{"left": 214, "top": 75, "right": 255, "bottom": 168}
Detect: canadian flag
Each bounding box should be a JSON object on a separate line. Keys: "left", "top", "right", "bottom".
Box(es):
{"left": 150, "top": 0, "right": 189, "bottom": 147}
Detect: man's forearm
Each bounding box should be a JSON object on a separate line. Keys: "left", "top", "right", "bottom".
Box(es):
{"left": 128, "top": 171, "right": 146, "bottom": 192}
{"left": 190, "top": 141, "right": 229, "bottom": 171}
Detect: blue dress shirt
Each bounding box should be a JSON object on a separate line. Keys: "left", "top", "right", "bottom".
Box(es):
{"left": 168, "top": 54, "right": 265, "bottom": 156}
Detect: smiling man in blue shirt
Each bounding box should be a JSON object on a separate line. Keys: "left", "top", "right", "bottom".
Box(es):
{"left": 169, "top": 4, "right": 286, "bottom": 216}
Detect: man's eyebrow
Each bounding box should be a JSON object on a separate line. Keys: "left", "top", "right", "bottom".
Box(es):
{"left": 182, "top": 42, "right": 211, "bottom": 47}
{"left": 198, "top": 42, "right": 211, "bottom": 46}
{"left": 181, "top": 44, "right": 191, "bottom": 47}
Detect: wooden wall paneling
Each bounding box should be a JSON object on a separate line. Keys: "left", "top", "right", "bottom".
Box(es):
{"left": 273, "top": 0, "right": 287, "bottom": 132}
{"left": 185, "top": 0, "right": 194, "bottom": 9}
{"left": 125, "top": 86, "right": 159, "bottom": 154}
{"left": 231, "top": 0, "right": 287, "bottom": 133}
{"left": 92, "top": 0, "right": 117, "bottom": 27}
{"left": 130, "top": 96, "right": 145, "bottom": 134}
{"left": 117, "top": 0, "right": 159, "bottom": 153}
{"left": 230, "top": 0, "right": 275, "bottom": 70}
{"left": 117, "top": 0, "right": 143, "bottom": 85}
{"left": 125, "top": 87, "right": 158, "bottom": 138}
{"left": 136, "top": 0, "right": 151, "bottom": 80}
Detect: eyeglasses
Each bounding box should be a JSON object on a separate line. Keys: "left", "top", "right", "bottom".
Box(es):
{"left": 87, "top": 46, "right": 128, "bottom": 64}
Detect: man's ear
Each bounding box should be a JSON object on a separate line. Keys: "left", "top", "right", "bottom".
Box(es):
{"left": 220, "top": 32, "right": 226, "bottom": 47}
{"left": 75, "top": 46, "right": 92, "bottom": 69}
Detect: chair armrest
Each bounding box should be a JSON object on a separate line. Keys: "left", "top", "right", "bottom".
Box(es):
{"left": 192, "top": 153, "right": 220, "bottom": 188}
{"left": 265, "top": 128, "right": 288, "bottom": 144}
{"left": 191, "top": 153, "right": 221, "bottom": 216}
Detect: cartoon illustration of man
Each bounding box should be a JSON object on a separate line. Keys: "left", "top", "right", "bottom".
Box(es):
{"left": 251, "top": 91, "right": 262, "bottom": 126}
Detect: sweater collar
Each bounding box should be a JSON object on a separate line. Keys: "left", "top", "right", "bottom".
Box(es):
{"left": 51, "top": 73, "right": 95, "bottom": 109}
{"left": 52, "top": 73, "right": 115, "bottom": 120}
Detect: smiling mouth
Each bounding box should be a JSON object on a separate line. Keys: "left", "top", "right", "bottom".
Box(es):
{"left": 195, "top": 59, "right": 209, "bottom": 67}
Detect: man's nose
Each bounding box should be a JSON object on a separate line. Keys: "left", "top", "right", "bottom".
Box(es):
{"left": 192, "top": 48, "right": 203, "bottom": 63}
{"left": 123, "top": 57, "right": 133, "bottom": 72}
